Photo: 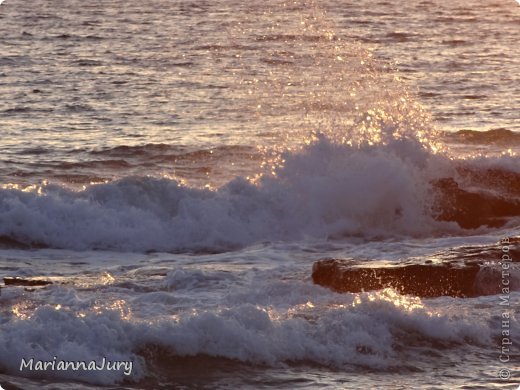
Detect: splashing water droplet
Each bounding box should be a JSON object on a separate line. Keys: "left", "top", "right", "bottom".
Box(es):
{"left": 228, "top": 0, "right": 444, "bottom": 178}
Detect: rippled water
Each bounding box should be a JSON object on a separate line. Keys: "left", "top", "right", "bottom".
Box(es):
{"left": 1, "top": 0, "right": 519, "bottom": 187}
{"left": 0, "top": 0, "right": 519, "bottom": 389}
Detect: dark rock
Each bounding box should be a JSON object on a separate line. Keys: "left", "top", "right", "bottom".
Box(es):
{"left": 432, "top": 177, "right": 520, "bottom": 229}
{"left": 312, "top": 259, "right": 482, "bottom": 297}
{"left": 0, "top": 235, "right": 48, "bottom": 249}
{"left": 312, "top": 239, "right": 519, "bottom": 298}
{"left": 0, "top": 236, "right": 31, "bottom": 249}
{"left": 4, "top": 277, "right": 53, "bottom": 287}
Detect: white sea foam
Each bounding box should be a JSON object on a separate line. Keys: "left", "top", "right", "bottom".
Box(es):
{"left": 0, "top": 242, "right": 517, "bottom": 386}
{"left": 0, "top": 133, "right": 518, "bottom": 252}
{"left": 0, "top": 135, "right": 458, "bottom": 252}
{"left": 0, "top": 285, "right": 504, "bottom": 385}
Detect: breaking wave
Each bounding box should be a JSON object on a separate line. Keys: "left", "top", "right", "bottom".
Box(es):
{"left": 0, "top": 133, "right": 519, "bottom": 252}
{"left": 0, "top": 285, "right": 505, "bottom": 385}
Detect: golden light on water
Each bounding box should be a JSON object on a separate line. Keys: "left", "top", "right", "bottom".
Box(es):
{"left": 11, "top": 302, "right": 33, "bottom": 320}
{"left": 89, "top": 299, "right": 132, "bottom": 321}
{"left": 352, "top": 288, "right": 425, "bottom": 313}
{"left": 100, "top": 272, "right": 115, "bottom": 285}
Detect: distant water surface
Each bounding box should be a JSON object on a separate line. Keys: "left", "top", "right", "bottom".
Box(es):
{"left": 0, "top": 1, "right": 519, "bottom": 389}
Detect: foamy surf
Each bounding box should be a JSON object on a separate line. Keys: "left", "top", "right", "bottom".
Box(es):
{"left": 1, "top": 253, "right": 515, "bottom": 386}
{"left": 1, "top": 131, "right": 519, "bottom": 252}
{"left": 1, "top": 0, "right": 519, "bottom": 388}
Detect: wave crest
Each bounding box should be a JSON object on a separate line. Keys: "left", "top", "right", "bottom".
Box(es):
{"left": 0, "top": 134, "right": 518, "bottom": 252}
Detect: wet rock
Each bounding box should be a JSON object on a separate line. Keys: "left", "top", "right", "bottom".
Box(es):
{"left": 312, "top": 239, "right": 519, "bottom": 298}
{"left": 3, "top": 277, "right": 53, "bottom": 287}
{"left": 0, "top": 235, "right": 48, "bottom": 249}
{"left": 0, "top": 236, "right": 31, "bottom": 249}
{"left": 312, "top": 259, "right": 482, "bottom": 297}
{"left": 432, "top": 177, "right": 520, "bottom": 229}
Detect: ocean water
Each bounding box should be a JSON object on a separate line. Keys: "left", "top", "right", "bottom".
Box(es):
{"left": 0, "top": 0, "right": 519, "bottom": 388}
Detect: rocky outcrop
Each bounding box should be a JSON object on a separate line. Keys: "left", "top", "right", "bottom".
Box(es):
{"left": 3, "top": 277, "right": 53, "bottom": 287}
{"left": 312, "top": 240, "right": 519, "bottom": 298}
{"left": 432, "top": 177, "right": 520, "bottom": 229}
{"left": 312, "top": 259, "right": 482, "bottom": 297}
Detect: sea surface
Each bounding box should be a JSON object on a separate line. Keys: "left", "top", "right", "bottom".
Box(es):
{"left": 0, "top": 0, "right": 519, "bottom": 388}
